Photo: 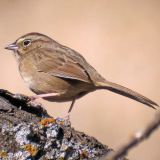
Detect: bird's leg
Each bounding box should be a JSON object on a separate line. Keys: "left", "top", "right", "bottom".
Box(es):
{"left": 27, "top": 93, "right": 61, "bottom": 108}
{"left": 29, "top": 93, "right": 76, "bottom": 121}
{"left": 63, "top": 98, "right": 76, "bottom": 120}
{"left": 68, "top": 98, "right": 76, "bottom": 113}
{"left": 29, "top": 92, "right": 61, "bottom": 100}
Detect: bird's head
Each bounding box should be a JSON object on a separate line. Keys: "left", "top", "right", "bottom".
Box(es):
{"left": 5, "top": 32, "right": 53, "bottom": 58}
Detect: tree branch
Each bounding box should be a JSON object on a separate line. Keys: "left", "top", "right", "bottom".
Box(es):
{"left": 0, "top": 89, "right": 115, "bottom": 160}
{"left": 106, "top": 109, "right": 160, "bottom": 160}
{"left": 1, "top": 89, "right": 158, "bottom": 160}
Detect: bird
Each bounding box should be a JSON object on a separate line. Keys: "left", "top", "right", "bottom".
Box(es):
{"left": 5, "top": 32, "right": 159, "bottom": 113}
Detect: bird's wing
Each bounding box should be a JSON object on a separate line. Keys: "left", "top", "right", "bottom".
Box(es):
{"left": 34, "top": 48, "right": 91, "bottom": 83}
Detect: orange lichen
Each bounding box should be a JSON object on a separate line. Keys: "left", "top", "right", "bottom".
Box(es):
{"left": 23, "top": 144, "right": 38, "bottom": 156}
{"left": 80, "top": 150, "right": 89, "bottom": 159}
{"left": 59, "top": 121, "right": 65, "bottom": 125}
{"left": 0, "top": 150, "right": 7, "bottom": 158}
{"left": 39, "top": 118, "right": 56, "bottom": 126}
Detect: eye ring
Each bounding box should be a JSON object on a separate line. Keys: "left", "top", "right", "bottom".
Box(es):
{"left": 23, "top": 39, "right": 31, "bottom": 47}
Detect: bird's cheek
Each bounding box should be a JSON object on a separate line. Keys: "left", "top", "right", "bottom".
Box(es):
{"left": 18, "top": 48, "right": 27, "bottom": 56}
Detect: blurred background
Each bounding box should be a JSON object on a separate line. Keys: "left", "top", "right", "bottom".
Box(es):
{"left": 0, "top": 0, "right": 160, "bottom": 159}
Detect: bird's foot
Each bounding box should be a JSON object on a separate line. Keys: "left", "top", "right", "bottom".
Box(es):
{"left": 56, "top": 112, "right": 71, "bottom": 125}
{"left": 27, "top": 100, "right": 42, "bottom": 108}
{"left": 13, "top": 93, "right": 31, "bottom": 102}
{"left": 12, "top": 94, "right": 41, "bottom": 108}
{"left": 56, "top": 113, "right": 71, "bottom": 126}
{"left": 11, "top": 93, "right": 43, "bottom": 110}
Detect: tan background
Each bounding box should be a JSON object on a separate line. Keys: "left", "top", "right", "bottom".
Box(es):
{"left": 0, "top": 0, "right": 160, "bottom": 159}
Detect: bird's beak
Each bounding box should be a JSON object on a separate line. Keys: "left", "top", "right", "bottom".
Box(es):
{"left": 5, "top": 43, "right": 18, "bottom": 51}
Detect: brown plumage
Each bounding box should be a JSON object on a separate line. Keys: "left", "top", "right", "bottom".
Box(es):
{"left": 5, "top": 32, "right": 159, "bottom": 112}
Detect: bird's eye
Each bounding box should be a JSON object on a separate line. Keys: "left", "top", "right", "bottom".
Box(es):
{"left": 23, "top": 39, "right": 31, "bottom": 47}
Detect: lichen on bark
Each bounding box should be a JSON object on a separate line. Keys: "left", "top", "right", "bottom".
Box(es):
{"left": 0, "top": 89, "right": 113, "bottom": 160}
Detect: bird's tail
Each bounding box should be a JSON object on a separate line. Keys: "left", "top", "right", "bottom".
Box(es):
{"left": 95, "top": 80, "right": 159, "bottom": 109}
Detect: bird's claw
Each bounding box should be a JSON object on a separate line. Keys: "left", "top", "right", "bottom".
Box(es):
{"left": 13, "top": 93, "right": 31, "bottom": 102}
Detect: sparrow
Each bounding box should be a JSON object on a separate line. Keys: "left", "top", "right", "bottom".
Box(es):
{"left": 5, "top": 32, "right": 159, "bottom": 113}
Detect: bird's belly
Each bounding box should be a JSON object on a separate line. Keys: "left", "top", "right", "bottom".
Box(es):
{"left": 20, "top": 70, "right": 94, "bottom": 102}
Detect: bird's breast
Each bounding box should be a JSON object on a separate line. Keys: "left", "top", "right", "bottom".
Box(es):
{"left": 18, "top": 56, "right": 37, "bottom": 88}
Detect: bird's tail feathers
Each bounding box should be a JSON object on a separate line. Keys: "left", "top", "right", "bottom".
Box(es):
{"left": 95, "top": 81, "right": 159, "bottom": 109}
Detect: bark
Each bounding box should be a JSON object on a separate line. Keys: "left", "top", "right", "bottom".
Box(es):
{"left": 0, "top": 89, "right": 119, "bottom": 160}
